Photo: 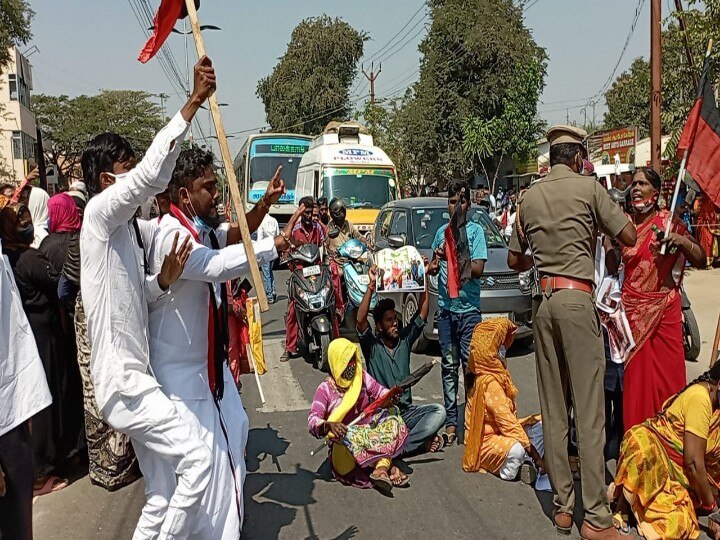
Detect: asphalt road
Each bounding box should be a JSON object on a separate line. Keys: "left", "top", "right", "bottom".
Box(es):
{"left": 33, "top": 269, "right": 719, "bottom": 539}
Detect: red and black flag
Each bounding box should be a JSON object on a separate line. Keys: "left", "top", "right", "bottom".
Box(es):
{"left": 138, "top": 0, "right": 200, "bottom": 64}
{"left": 677, "top": 54, "right": 720, "bottom": 206}
{"left": 444, "top": 188, "right": 472, "bottom": 299}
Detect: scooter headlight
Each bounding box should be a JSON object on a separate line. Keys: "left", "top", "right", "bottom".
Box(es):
{"left": 519, "top": 270, "right": 533, "bottom": 294}
{"left": 301, "top": 285, "right": 331, "bottom": 310}
{"left": 346, "top": 245, "right": 364, "bottom": 259}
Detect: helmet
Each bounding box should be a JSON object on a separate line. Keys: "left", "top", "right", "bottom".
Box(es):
{"left": 329, "top": 197, "right": 346, "bottom": 221}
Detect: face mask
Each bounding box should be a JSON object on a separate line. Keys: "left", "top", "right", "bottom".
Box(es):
{"left": 18, "top": 225, "right": 34, "bottom": 245}
{"left": 105, "top": 171, "right": 131, "bottom": 184}
{"left": 182, "top": 188, "right": 216, "bottom": 232}
{"left": 632, "top": 193, "right": 658, "bottom": 214}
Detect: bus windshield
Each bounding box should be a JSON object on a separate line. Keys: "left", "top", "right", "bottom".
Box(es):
{"left": 247, "top": 137, "right": 310, "bottom": 205}
{"left": 322, "top": 168, "right": 394, "bottom": 209}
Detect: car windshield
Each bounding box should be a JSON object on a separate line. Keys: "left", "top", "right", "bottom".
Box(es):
{"left": 410, "top": 207, "right": 506, "bottom": 249}
{"left": 323, "top": 170, "right": 392, "bottom": 209}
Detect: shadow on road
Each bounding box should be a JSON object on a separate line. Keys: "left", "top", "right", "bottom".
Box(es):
{"left": 244, "top": 425, "right": 361, "bottom": 540}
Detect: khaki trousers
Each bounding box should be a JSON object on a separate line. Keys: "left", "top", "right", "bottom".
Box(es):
{"left": 534, "top": 288, "right": 612, "bottom": 529}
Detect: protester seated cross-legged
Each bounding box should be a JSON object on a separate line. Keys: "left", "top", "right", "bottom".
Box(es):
{"left": 356, "top": 265, "right": 446, "bottom": 456}
{"left": 308, "top": 338, "right": 409, "bottom": 494}
{"left": 610, "top": 362, "right": 720, "bottom": 540}
{"left": 462, "top": 318, "right": 545, "bottom": 485}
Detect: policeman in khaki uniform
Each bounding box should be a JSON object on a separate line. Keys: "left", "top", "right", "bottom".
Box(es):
{"left": 508, "top": 125, "right": 637, "bottom": 539}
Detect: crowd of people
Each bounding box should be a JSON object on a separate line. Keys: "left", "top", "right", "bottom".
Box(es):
{"left": 2, "top": 53, "right": 720, "bottom": 540}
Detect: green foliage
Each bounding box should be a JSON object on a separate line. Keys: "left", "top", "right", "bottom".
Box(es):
{"left": 257, "top": 15, "right": 367, "bottom": 135}
{"left": 603, "top": 1, "right": 720, "bottom": 172}
{"left": 0, "top": 0, "right": 33, "bottom": 71}
{"left": 393, "top": 0, "right": 546, "bottom": 187}
{"left": 32, "top": 90, "right": 163, "bottom": 186}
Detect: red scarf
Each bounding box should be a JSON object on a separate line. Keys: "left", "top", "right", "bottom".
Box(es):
{"left": 168, "top": 203, "right": 226, "bottom": 399}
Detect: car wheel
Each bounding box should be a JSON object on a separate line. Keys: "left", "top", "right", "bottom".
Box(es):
{"left": 403, "top": 293, "right": 429, "bottom": 354}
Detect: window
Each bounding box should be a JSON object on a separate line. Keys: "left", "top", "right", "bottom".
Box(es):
{"left": 374, "top": 210, "right": 393, "bottom": 248}
{"left": 389, "top": 210, "right": 409, "bottom": 241}
{"left": 11, "top": 132, "right": 22, "bottom": 159}
{"left": 8, "top": 74, "right": 18, "bottom": 101}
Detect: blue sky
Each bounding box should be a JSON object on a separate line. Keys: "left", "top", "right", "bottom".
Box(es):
{"left": 26, "top": 0, "right": 652, "bottom": 155}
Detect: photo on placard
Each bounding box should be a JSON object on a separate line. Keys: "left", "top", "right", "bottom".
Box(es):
{"left": 374, "top": 245, "right": 425, "bottom": 292}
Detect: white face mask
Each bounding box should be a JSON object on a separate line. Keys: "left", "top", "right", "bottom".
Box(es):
{"left": 632, "top": 193, "right": 658, "bottom": 214}
{"left": 105, "top": 171, "right": 131, "bottom": 183}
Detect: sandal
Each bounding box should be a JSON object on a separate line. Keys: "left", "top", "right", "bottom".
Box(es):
{"left": 441, "top": 431, "right": 457, "bottom": 447}
{"left": 389, "top": 467, "right": 410, "bottom": 488}
{"left": 612, "top": 512, "right": 631, "bottom": 536}
{"left": 33, "top": 475, "right": 68, "bottom": 497}
{"left": 369, "top": 470, "right": 393, "bottom": 496}
{"left": 426, "top": 434, "right": 444, "bottom": 453}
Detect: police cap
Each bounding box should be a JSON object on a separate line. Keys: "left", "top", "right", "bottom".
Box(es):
{"left": 547, "top": 125, "right": 587, "bottom": 147}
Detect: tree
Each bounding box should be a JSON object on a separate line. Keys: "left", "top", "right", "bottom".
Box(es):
{"left": 395, "top": 0, "right": 546, "bottom": 187}
{"left": 603, "top": 1, "right": 720, "bottom": 169}
{"left": 257, "top": 15, "right": 366, "bottom": 135}
{"left": 462, "top": 58, "right": 546, "bottom": 194}
{"left": 32, "top": 90, "right": 163, "bottom": 187}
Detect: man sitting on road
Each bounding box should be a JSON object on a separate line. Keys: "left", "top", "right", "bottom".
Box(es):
{"left": 357, "top": 265, "right": 446, "bottom": 455}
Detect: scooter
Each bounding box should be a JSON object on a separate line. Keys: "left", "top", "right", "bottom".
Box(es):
{"left": 335, "top": 238, "right": 376, "bottom": 328}
{"left": 288, "top": 243, "right": 335, "bottom": 372}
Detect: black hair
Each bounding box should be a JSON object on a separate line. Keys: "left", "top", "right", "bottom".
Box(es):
{"left": 659, "top": 361, "right": 720, "bottom": 415}
{"left": 447, "top": 179, "right": 471, "bottom": 200}
{"left": 0, "top": 183, "right": 15, "bottom": 194}
{"left": 549, "top": 142, "right": 583, "bottom": 167}
{"left": 299, "top": 196, "right": 316, "bottom": 209}
{"left": 169, "top": 147, "right": 215, "bottom": 204}
{"left": 81, "top": 133, "right": 136, "bottom": 196}
{"left": 638, "top": 167, "right": 662, "bottom": 192}
{"left": 372, "top": 298, "right": 396, "bottom": 325}
{"left": 317, "top": 197, "right": 328, "bottom": 206}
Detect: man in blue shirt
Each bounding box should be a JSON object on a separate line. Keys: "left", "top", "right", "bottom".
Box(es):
{"left": 427, "top": 180, "right": 487, "bottom": 445}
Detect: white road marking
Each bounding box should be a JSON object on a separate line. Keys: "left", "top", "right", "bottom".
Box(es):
{"left": 258, "top": 339, "right": 311, "bottom": 413}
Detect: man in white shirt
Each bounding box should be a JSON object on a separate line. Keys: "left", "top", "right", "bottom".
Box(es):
{"left": 80, "top": 57, "right": 215, "bottom": 539}
{"left": 0, "top": 222, "right": 52, "bottom": 540}
{"left": 145, "top": 147, "right": 302, "bottom": 537}
{"left": 256, "top": 213, "right": 279, "bottom": 303}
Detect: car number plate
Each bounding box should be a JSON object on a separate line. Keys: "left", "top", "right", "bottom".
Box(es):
{"left": 482, "top": 312, "right": 512, "bottom": 321}
{"left": 303, "top": 265, "right": 321, "bottom": 277}
{"left": 358, "top": 275, "right": 371, "bottom": 286}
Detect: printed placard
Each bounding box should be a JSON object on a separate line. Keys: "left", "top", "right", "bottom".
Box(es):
{"left": 374, "top": 246, "right": 425, "bottom": 292}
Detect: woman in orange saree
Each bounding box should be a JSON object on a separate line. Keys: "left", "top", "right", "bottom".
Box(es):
{"left": 621, "top": 168, "right": 706, "bottom": 430}
{"left": 612, "top": 362, "right": 720, "bottom": 540}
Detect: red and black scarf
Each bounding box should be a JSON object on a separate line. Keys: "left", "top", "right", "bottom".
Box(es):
{"left": 169, "top": 204, "right": 227, "bottom": 400}
{"left": 444, "top": 190, "right": 472, "bottom": 299}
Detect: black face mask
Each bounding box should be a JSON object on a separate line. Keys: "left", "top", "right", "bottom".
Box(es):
{"left": 18, "top": 225, "right": 34, "bottom": 245}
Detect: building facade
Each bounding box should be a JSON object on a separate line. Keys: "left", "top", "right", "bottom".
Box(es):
{"left": 0, "top": 47, "right": 37, "bottom": 185}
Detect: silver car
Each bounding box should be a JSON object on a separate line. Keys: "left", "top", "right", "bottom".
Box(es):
{"left": 372, "top": 197, "right": 533, "bottom": 353}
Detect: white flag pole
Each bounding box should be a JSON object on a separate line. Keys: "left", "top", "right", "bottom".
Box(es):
{"left": 660, "top": 39, "right": 713, "bottom": 255}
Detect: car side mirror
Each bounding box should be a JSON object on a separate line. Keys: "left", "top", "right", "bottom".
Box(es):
{"left": 388, "top": 234, "right": 405, "bottom": 249}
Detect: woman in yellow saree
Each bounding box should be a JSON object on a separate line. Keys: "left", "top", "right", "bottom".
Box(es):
{"left": 308, "top": 338, "right": 409, "bottom": 494}
{"left": 462, "top": 318, "right": 544, "bottom": 483}
{"left": 612, "top": 362, "right": 720, "bottom": 539}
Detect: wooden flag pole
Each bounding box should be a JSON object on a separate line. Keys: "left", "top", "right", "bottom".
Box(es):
{"left": 710, "top": 311, "right": 720, "bottom": 367}
{"left": 183, "top": 0, "right": 269, "bottom": 312}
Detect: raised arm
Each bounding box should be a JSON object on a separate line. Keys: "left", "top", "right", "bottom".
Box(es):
{"left": 226, "top": 166, "right": 286, "bottom": 245}
{"left": 356, "top": 265, "right": 377, "bottom": 334}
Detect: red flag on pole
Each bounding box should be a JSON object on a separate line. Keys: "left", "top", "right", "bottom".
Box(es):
{"left": 138, "top": 0, "right": 200, "bottom": 64}
{"left": 676, "top": 55, "right": 720, "bottom": 206}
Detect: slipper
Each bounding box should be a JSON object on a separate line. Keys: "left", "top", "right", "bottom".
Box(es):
{"left": 441, "top": 431, "right": 457, "bottom": 447}
{"left": 426, "top": 434, "right": 444, "bottom": 453}
{"left": 389, "top": 467, "right": 410, "bottom": 488}
{"left": 33, "top": 476, "right": 68, "bottom": 497}
{"left": 612, "top": 512, "right": 631, "bottom": 536}
{"left": 369, "top": 471, "right": 393, "bottom": 496}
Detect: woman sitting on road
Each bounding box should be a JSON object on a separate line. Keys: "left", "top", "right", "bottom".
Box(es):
{"left": 308, "top": 338, "right": 409, "bottom": 494}
{"left": 621, "top": 167, "right": 706, "bottom": 430}
{"left": 462, "top": 318, "right": 544, "bottom": 484}
{"left": 612, "top": 361, "right": 720, "bottom": 539}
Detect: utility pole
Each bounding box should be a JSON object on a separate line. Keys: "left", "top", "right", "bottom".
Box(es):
{"left": 362, "top": 62, "right": 382, "bottom": 104}
{"left": 158, "top": 92, "right": 169, "bottom": 120}
{"left": 674, "top": 0, "right": 698, "bottom": 90}
{"left": 650, "top": 0, "right": 662, "bottom": 172}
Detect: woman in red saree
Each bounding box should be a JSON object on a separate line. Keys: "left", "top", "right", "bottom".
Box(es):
{"left": 621, "top": 168, "right": 706, "bottom": 430}
{"left": 695, "top": 193, "right": 719, "bottom": 267}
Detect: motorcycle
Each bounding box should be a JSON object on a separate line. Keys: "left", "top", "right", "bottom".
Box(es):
{"left": 288, "top": 243, "right": 335, "bottom": 372}
{"left": 681, "top": 286, "right": 701, "bottom": 362}
{"left": 334, "top": 237, "right": 376, "bottom": 328}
